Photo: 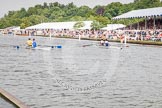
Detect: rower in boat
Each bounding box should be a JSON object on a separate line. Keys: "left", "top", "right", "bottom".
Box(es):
{"left": 26, "top": 38, "right": 32, "bottom": 47}
{"left": 32, "top": 38, "right": 37, "bottom": 48}
{"left": 105, "top": 39, "right": 109, "bottom": 47}
{"left": 100, "top": 39, "right": 104, "bottom": 46}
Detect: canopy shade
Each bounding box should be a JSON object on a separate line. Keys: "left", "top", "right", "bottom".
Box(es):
{"left": 113, "top": 7, "right": 162, "bottom": 19}
{"left": 101, "top": 24, "right": 126, "bottom": 30}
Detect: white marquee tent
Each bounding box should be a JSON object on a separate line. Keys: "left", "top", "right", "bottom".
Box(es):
{"left": 5, "top": 26, "right": 20, "bottom": 30}
{"left": 12, "top": 26, "right": 20, "bottom": 30}
{"left": 112, "top": 7, "right": 162, "bottom": 30}
{"left": 113, "top": 7, "right": 162, "bottom": 19}
{"left": 101, "top": 24, "right": 126, "bottom": 30}
{"left": 25, "top": 21, "right": 93, "bottom": 30}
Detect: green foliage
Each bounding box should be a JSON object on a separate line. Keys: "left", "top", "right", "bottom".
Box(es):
{"left": 20, "top": 23, "right": 26, "bottom": 29}
{"left": 49, "top": 7, "right": 65, "bottom": 20}
{"left": 104, "top": 2, "right": 123, "bottom": 17}
{"left": 77, "top": 6, "right": 92, "bottom": 17}
{"left": 73, "top": 21, "right": 85, "bottom": 29}
{"left": 91, "top": 20, "right": 103, "bottom": 30}
{"left": 94, "top": 16, "right": 110, "bottom": 26}
{"left": 0, "top": 18, "right": 11, "bottom": 28}
{"left": 70, "top": 16, "right": 85, "bottom": 21}
{"left": 0, "top": 1, "right": 162, "bottom": 29}
{"left": 20, "top": 17, "right": 31, "bottom": 29}
{"left": 133, "top": 0, "right": 162, "bottom": 9}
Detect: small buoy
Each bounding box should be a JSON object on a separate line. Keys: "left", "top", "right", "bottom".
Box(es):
{"left": 57, "top": 46, "right": 62, "bottom": 48}
{"left": 16, "top": 46, "right": 20, "bottom": 49}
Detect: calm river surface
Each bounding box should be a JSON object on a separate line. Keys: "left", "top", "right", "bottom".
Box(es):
{"left": 0, "top": 35, "right": 162, "bottom": 108}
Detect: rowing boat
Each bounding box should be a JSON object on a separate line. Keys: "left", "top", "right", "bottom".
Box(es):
{"left": 96, "top": 44, "right": 122, "bottom": 49}
{"left": 25, "top": 46, "right": 52, "bottom": 50}
{"left": 17, "top": 45, "right": 62, "bottom": 50}
{"left": 81, "top": 43, "right": 123, "bottom": 49}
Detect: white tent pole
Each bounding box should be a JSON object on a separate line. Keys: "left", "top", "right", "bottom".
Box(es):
{"left": 135, "top": 30, "right": 137, "bottom": 41}
{"left": 49, "top": 29, "right": 52, "bottom": 40}
{"left": 145, "top": 17, "right": 147, "bottom": 30}
{"left": 130, "top": 24, "right": 132, "bottom": 30}
{"left": 124, "top": 32, "right": 126, "bottom": 45}
{"left": 124, "top": 19, "right": 127, "bottom": 45}
{"left": 141, "top": 18, "right": 146, "bottom": 41}
{"left": 79, "top": 31, "right": 81, "bottom": 41}
{"left": 79, "top": 34, "right": 81, "bottom": 41}
{"left": 50, "top": 32, "right": 52, "bottom": 40}
{"left": 161, "top": 16, "right": 162, "bottom": 29}
{"left": 153, "top": 16, "right": 156, "bottom": 30}
{"left": 138, "top": 22, "right": 139, "bottom": 30}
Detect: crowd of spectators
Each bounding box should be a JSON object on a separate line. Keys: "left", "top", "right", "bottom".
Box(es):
{"left": 1, "top": 18, "right": 162, "bottom": 42}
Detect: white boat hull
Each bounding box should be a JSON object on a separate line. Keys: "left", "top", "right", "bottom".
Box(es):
{"left": 26, "top": 46, "right": 51, "bottom": 50}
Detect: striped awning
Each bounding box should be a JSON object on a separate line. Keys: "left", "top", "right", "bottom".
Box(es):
{"left": 113, "top": 7, "right": 162, "bottom": 19}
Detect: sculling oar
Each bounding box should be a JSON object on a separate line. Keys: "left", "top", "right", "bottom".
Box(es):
{"left": 0, "top": 44, "right": 21, "bottom": 49}
{"left": 82, "top": 43, "right": 98, "bottom": 47}
{"left": 37, "top": 45, "right": 62, "bottom": 48}
{"left": 51, "top": 45, "right": 62, "bottom": 48}
{"left": 14, "top": 46, "right": 20, "bottom": 49}
{"left": 15, "top": 45, "right": 62, "bottom": 49}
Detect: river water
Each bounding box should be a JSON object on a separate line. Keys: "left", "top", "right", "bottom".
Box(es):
{"left": 0, "top": 35, "right": 162, "bottom": 108}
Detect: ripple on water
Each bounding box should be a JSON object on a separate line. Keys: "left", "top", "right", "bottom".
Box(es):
{"left": 0, "top": 35, "right": 162, "bottom": 108}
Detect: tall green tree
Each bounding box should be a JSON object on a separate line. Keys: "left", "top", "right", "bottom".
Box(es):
{"left": 77, "top": 6, "right": 91, "bottom": 17}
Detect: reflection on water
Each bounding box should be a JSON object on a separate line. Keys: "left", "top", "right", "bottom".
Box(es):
{"left": 0, "top": 35, "right": 162, "bottom": 108}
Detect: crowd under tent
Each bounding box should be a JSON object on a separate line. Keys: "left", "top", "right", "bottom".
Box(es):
{"left": 101, "top": 24, "right": 126, "bottom": 30}
{"left": 112, "top": 7, "right": 162, "bottom": 30}
{"left": 25, "top": 21, "right": 93, "bottom": 30}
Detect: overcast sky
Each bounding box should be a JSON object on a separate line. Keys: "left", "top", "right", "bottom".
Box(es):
{"left": 0, "top": 0, "right": 134, "bottom": 18}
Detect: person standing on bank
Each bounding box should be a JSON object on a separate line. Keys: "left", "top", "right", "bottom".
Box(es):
{"left": 120, "top": 34, "right": 124, "bottom": 44}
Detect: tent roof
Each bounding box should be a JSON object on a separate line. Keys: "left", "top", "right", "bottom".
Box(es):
{"left": 12, "top": 26, "right": 20, "bottom": 30}
{"left": 101, "top": 24, "right": 126, "bottom": 30}
{"left": 113, "top": 7, "right": 162, "bottom": 19}
{"left": 5, "top": 26, "right": 20, "bottom": 30}
{"left": 25, "top": 21, "right": 92, "bottom": 30}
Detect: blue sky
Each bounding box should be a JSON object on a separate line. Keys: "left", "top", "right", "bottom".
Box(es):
{"left": 0, "top": 0, "right": 134, "bottom": 18}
